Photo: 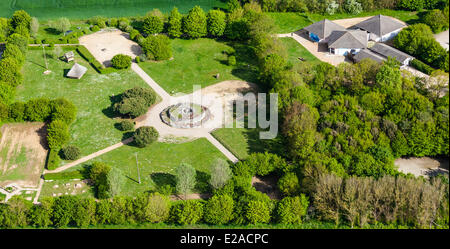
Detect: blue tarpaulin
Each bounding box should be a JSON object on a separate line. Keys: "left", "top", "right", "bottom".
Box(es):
{"left": 309, "top": 32, "right": 320, "bottom": 42}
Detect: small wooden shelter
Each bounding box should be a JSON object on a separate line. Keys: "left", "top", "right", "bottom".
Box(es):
{"left": 64, "top": 51, "right": 75, "bottom": 62}
{"left": 66, "top": 63, "right": 87, "bottom": 79}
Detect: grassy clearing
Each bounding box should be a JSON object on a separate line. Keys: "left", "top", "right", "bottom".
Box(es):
{"left": 0, "top": 0, "right": 226, "bottom": 20}
{"left": 211, "top": 128, "right": 284, "bottom": 161}
{"left": 139, "top": 38, "right": 258, "bottom": 95}
{"left": 267, "top": 10, "right": 421, "bottom": 33}
{"left": 53, "top": 138, "right": 227, "bottom": 197}
{"left": 280, "top": 37, "right": 320, "bottom": 66}
{"left": 39, "top": 179, "right": 94, "bottom": 200}
{"left": 15, "top": 47, "right": 150, "bottom": 160}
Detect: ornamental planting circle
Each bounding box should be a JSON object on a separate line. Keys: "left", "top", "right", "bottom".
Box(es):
{"left": 160, "top": 103, "right": 211, "bottom": 128}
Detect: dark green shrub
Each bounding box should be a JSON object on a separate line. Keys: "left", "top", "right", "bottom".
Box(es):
{"left": 134, "top": 126, "right": 159, "bottom": 147}
{"left": 90, "top": 25, "right": 100, "bottom": 32}
{"left": 277, "top": 195, "right": 309, "bottom": 224}
{"left": 47, "top": 120, "right": 70, "bottom": 150}
{"left": 245, "top": 200, "right": 271, "bottom": 224}
{"left": 24, "top": 98, "right": 51, "bottom": 121}
{"left": 171, "top": 200, "right": 204, "bottom": 225}
{"left": 8, "top": 102, "right": 25, "bottom": 121}
{"left": 118, "top": 120, "right": 134, "bottom": 131}
{"left": 143, "top": 15, "right": 164, "bottom": 35}
{"left": 46, "top": 149, "right": 61, "bottom": 170}
{"left": 111, "top": 54, "right": 132, "bottom": 69}
{"left": 7, "top": 33, "right": 28, "bottom": 55}
{"left": 114, "top": 97, "right": 148, "bottom": 118}
{"left": 90, "top": 162, "right": 111, "bottom": 199}
{"left": 410, "top": 59, "right": 435, "bottom": 75}
{"left": 107, "top": 18, "right": 118, "bottom": 27}
{"left": 0, "top": 82, "right": 15, "bottom": 105}
{"left": 88, "top": 16, "right": 106, "bottom": 28}
{"left": 278, "top": 172, "right": 300, "bottom": 196}
{"left": 0, "top": 102, "right": 8, "bottom": 121}
{"left": 50, "top": 98, "right": 77, "bottom": 125}
{"left": 2, "top": 44, "right": 25, "bottom": 65}
{"left": 140, "top": 35, "right": 172, "bottom": 61}
{"left": 0, "top": 57, "right": 23, "bottom": 87}
{"left": 123, "top": 87, "right": 157, "bottom": 106}
{"left": 61, "top": 145, "right": 81, "bottom": 160}
{"left": 228, "top": 55, "right": 236, "bottom": 66}
{"left": 204, "top": 194, "right": 234, "bottom": 225}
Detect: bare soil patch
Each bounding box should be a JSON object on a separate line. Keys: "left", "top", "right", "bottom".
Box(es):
{"left": 395, "top": 157, "right": 449, "bottom": 178}
{"left": 0, "top": 123, "right": 48, "bottom": 188}
{"left": 252, "top": 175, "right": 281, "bottom": 200}
{"left": 79, "top": 29, "right": 142, "bottom": 67}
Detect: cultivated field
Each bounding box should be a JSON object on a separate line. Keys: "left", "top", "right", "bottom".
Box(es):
{"left": 0, "top": 123, "right": 48, "bottom": 188}
{"left": 0, "top": 0, "right": 226, "bottom": 19}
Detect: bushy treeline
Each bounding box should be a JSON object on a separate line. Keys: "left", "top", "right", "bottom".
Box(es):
{"left": 309, "top": 173, "right": 449, "bottom": 228}
{"left": 254, "top": 0, "right": 448, "bottom": 13}
{"left": 394, "top": 24, "right": 449, "bottom": 72}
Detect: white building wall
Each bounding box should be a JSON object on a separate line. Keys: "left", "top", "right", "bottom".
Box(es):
{"left": 332, "top": 48, "right": 361, "bottom": 56}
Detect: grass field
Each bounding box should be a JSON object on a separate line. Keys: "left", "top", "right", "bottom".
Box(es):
{"left": 139, "top": 38, "right": 258, "bottom": 95}
{"left": 280, "top": 37, "right": 320, "bottom": 66}
{"left": 267, "top": 10, "right": 421, "bottom": 33}
{"left": 0, "top": 0, "right": 226, "bottom": 20}
{"left": 211, "top": 127, "right": 284, "bottom": 160}
{"left": 15, "top": 47, "right": 151, "bottom": 161}
{"left": 47, "top": 138, "right": 227, "bottom": 197}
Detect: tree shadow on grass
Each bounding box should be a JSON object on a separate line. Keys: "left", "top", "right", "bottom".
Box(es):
{"left": 102, "top": 94, "right": 123, "bottom": 119}
{"left": 226, "top": 42, "right": 260, "bottom": 83}
{"left": 44, "top": 27, "right": 62, "bottom": 36}
{"left": 151, "top": 172, "right": 176, "bottom": 188}
{"left": 195, "top": 170, "right": 211, "bottom": 193}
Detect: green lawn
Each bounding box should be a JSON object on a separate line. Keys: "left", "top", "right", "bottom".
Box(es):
{"left": 50, "top": 138, "right": 227, "bottom": 197}
{"left": 267, "top": 10, "right": 421, "bottom": 34}
{"left": 0, "top": 0, "right": 226, "bottom": 20}
{"left": 15, "top": 47, "right": 151, "bottom": 160}
{"left": 139, "top": 38, "right": 258, "bottom": 95}
{"left": 280, "top": 37, "right": 320, "bottom": 66}
{"left": 212, "top": 128, "right": 284, "bottom": 161}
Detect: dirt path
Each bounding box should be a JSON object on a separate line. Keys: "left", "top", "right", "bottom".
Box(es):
{"left": 44, "top": 137, "right": 134, "bottom": 174}
{"left": 395, "top": 157, "right": 449, "bottom": 178}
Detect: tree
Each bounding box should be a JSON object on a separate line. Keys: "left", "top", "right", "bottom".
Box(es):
{"left": 171, "top": 200, "right": 204, "bottom": 225}
{"left": 278, "top": 172, "right": 300, "bottom": 196}
{"left": 277, "top": 195, "right": 309, "bottom": 224}
{"left": 143, "top": 15, "right": 164, "bottom": 35}
{"left": 61, "top": 145, "right": 81, "bottom": 160}
{"left": 47, "top": 120, "right": 70, "bottom": 150}
{"left": 1, "top": 196, "right": 31, "bottom": 228}
{"left": 7, "top": 33, "right": 28, "bottom": 55}
{"left": 183, "top": 6, "right": 207, "bottom": 38}
{"left": 123, "top": 87, "right": 157, "bottom": 106}
{"left": 210, "top": 158, "right": 232, "bottom": 190}
{"left": 246, "top": 200, "right": 271, "bottom": 224}
{"left": 141, "top": 34, "right": 172, "bottom": 61}
{"left": 376, "top": 59, "right": 402, "bottom": 92}
{"left": 423, "top": 9, "right": 449, "bottom": 33}
{"left": 74, "top": 198, "right": 97, "bottom": 227}
{"left": 398, "top": 0, "right": 425, "bottom": 10}
{"left": 111, "top": 54, "right": 132, "bottom": 69}
{"left": 11, "top": 10, "right": 31, "bottom": 34}
{"left": 175, "top": 163, "right": 197, "bottom": 199}
{"left": 115, "top": 97, "right": 148, "bottom": 118}
{"left": 53, "top": 17, "right": 71, "bottom": 34}
{"left": 90, "top": 162, "right": 112, "bottom": 199}
{"left": 0, "top": 82, "right": 15, "bottom": 105}
{"left": 343, "top": 0, "right": 363, "bottom": 14}
{"left": 50, "top": 98, "right": 77, "bottom": 124}
{"left": 207, "top": 10, "right": 226, "bottom": 37}
{"left": 107, "top": 167, "right": 125, "bottom": 197}
{"left": 2, "top": 44, "right": 25, "bottom": 66}
{"left": 52, "top": 195, "right": 78, "bottom": 227}
{"left": 30, "top": 197, "right": 54, "bottom": 228}
{"left": 117, "top": 120, "right": 134, "bottom": 131}
{"left": 168, "top": 7, "right": 183, "bottom": 38}
{"left": 134, "top": 126, "right": 159, "bottom": 147}
{"left": 204, "top": 194, "right": 234, "bottom": 225}
{"left": 0, "top": 57, "right": 23, "bottom": 87}
{"left": 227, "top": 0, "right": 242, "bottom": 11}
{"left": 24, "top": 98, "right": 51, "bottom": 121}
{"left": 142, "top": 193, "right": 171, "bottom": 223}
{"left": 30, "top": 17, "right": 39, "bottom": 37}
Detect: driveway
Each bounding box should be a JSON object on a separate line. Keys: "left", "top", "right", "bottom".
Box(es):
{"left": 278, "top": 32, "right": 346, "bottom": 66}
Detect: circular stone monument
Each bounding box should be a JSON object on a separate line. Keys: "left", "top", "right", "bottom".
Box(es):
{"left": 160, "top": 103, "right": 211, "bottom": 128}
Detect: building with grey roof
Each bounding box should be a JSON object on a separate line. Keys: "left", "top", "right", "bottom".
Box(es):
{"left": 368, "top": 43, "right": 413, "bottom": 66}
{"left": 353, "top": 15, "right": 406, "bottom": 42}
{"left": 352, "top": 48, "right": 386, "bottom": 63}
{"left": 66, "top": 63, "right": 87, "bottom": 79}
{"left": 302, "top": 19, "right": 346, "bottom": 42}
{"left": 327, "top": 30, "right": 368, "bottom": 55}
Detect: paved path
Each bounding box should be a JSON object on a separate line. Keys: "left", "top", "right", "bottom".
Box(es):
{"left": 434, "top": 29, "right": 449, "bottom": 51}
{"left": 131, "top": 63, "right": 171, "bottom": 100}
{"left": 33, "top": 178, "right": 44, "bottom": 204}
{"left": 44, "top": 137, "right": 134, "bottom": 174}
{"left": 205, "top": 134, "right": 239, "bottom": 163}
